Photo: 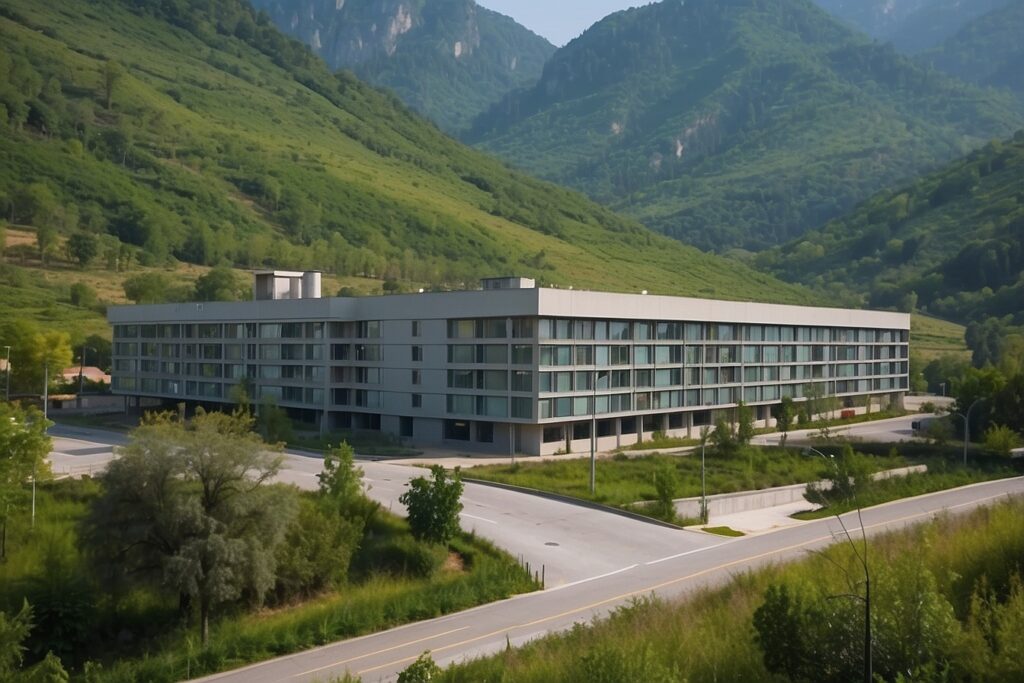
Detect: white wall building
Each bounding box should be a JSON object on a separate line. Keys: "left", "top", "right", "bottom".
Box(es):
{"left": 108, "top": 274, "right": 910, "bottom": 456}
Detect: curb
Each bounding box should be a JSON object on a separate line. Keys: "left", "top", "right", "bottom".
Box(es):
{"left": 461, "top": 477, "right": 687, "bottom": 531}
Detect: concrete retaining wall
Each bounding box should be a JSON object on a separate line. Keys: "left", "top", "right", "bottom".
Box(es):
{"left": 671, "top": 464, "right": 928, "bottom": 519}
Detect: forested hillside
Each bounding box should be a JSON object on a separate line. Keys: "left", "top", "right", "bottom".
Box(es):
{"left": 467, "top": 0, "right": 1024, "bottom": 252}
{"left": 918, "top": 0, "right": 1024, "bottom": 98}
{"left": 813, "top": 0, "right": 1012, "bottom": 52}
{"left": 0, "top": 0, "right": 811, "bottom": 317}
{"left": 249, "top": 0, "right": 554, "bottom": 134}
{"left": 758, "top": 132, "right": 1024, "bottom": 325}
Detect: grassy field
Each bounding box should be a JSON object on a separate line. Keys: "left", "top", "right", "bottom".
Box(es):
{"left": 0, "top": 479, "right": 536, "bottom": 681}
{"left": 911, "top": 313, "right": 969, "bottom": 361}
{"left": 432, "top": 497, "right": 1024, "bottom": 681}
{"left": 465, "top": 447, "right": 906, "bottom": 510}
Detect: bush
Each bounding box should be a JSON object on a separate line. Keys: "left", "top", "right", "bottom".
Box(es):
{"left": 984, "top": 424, "right": 1022, "bottom": 457}
{"left": 68, "top": 282, "right": 96, "bottom": 308}
{"left": 361, "top": 536, "right": 446, "bottom": 579}
{"left": 399, "top": 466, "right": 464, "bottom": 545}
{"left": 398, "top": 652, "right": 442, "bottom": 683}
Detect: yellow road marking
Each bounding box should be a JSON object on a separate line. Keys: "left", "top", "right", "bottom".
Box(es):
{"left": 356, "top": 491, "right": 1015, "bottom": 676}
{"left": 292, "top": 626, "right": 469, "bottom": 678}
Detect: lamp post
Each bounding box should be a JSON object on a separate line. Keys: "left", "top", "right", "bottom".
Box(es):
{"left": 951, "top": 397, "right": 986, "bottom": 467}
{"left": 804, "top": 445, "right": 871, "bottom": 683}
{"left": 590, "top": 369, "right": 603, "bottom": 495}
{"left": 77, "top": 345, "right": 96, "bottom": 408}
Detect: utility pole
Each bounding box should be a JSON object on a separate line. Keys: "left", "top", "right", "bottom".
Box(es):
{"left": 42, "top": 360, "right": 48, "bottom": 425}
{"left": 590, "top": 370, "right": 598, "bottom": 495}
{"left": 77, "top": 345, "right": 94, "bottom": 408}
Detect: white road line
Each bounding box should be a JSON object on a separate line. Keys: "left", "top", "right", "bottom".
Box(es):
{"left": 644, "top": 541, "right": 736, "bottom": 566}
{"left": 549, "top": 564, "right": 638, "bottom": 591}
{"left": 459, "top": 512, "right": 497, "bottom": 524}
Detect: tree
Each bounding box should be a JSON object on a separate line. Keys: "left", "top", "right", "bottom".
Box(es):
{"left": 85, "top": 410, "right": 296, "bottom": 644}
{"left": 318, "top": 441, "right": 362, "bottom": 505}
{"left": 652, "top": 462, "right": 679, "bottom": 523}
{"left": 736, "top": 401, "right": 755, "bottom": 446}
{"left": 122, "top": 272, "right": 173, "bottom": 304}
{"left": 710, "top": 417, "right": 738, "bottom": 455}
{"left": 193, "top": 265, "right": 242, "bottom": 302}
{"left": 102, "top": 60, "right": 123, "bottom": 110}
{"left": 0, "top": 403, "right": 52, "bottom": 561}
{"left": 399, "top": 465, "right": 463, "bottom": 545}
{"left": 68, "top": 283, "right": 96, "bottom": 309}
{"left": 0, "top": 319, "right": 73, "bottom": 396}
{"left": 36, "top": 225, "right": 56, "bottom": 263}
{"left": 398, "top": 652, "right": 442, "bottom": 683}
{"left": 257, "top": 395, "right": 292, "bottom": 445}
{"left": 772, "top": 396, "right": 795, "bottom": 446}
{"left": 983, "top": 424, "right": 1021, "bottom": 457}
{"left": 66, "top": 233, "right": 98, "bottom": 267}
{"left": 0, "top": 601, "right": 33, "bottom": 678}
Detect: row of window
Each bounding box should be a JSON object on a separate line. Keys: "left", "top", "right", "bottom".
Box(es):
{"left": 536, "top": 319, "right": 908, "bottom": 344}
{"left": 538, "top": 344, "right": 908, "bottom": 367}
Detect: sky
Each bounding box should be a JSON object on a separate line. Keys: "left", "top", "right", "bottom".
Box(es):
{"left": 476, "top": 1, "right": 652, "bottom": 46}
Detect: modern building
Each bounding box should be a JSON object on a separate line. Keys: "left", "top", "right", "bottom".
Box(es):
{"left": 108, "top": 273, "right": 910, "bottom": 456}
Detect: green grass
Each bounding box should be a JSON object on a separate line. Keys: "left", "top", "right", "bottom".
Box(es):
{"left": 0, "top": 478, "right": 536, "bottom": 681}
{"left": 433, "top": 497, "right": 1024, "bottom": 682}
{"left": 793, "top": 457, "right": 1021, "bottom": 520}
{"left": 911, "top": 313, "right": 970, "bottom": 361}
{"left": 701, "top": 526, "right": 745, "bottom": 537}
{"left": 465, "top": 447, "right": 906, "bottom": 511}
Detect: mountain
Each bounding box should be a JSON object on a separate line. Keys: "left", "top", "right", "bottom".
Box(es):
{"left": 813, "top": 0, "right": 1012, "bottom": 52}
{"left": 757, "top": 131, "right": 1024, "bottom": 325}
{"left": 0, "top": 0, "right": 813, "bottom": 315}
{"left": 466, "top": 0, "right": 1024, "bottom": 252}
{"left": 248, "top": 0, "right": 555, "bottom": 134}
{"left": 918, "top": 0, "right": 1024, "bottom": 97}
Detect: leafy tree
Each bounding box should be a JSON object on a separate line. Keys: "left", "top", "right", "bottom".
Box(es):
{"left": 0, "top": 319, "right": 73, "bottom": 395}
{"left": 0, "top": 403, "right": 51, "bottom": 561}
{"left": 85, "top": 410, "right": 296, "bottom": 644}
{"left": 399, "top": 465, "right": 463, "bottom": 545}
{"left": 805, "top": 444, "right": 872, "bottom": 506}
{"left": 652, "top": 462, "right": 679, "bottom": 523}
{"left": 68, "top": 282, "right": 96, "bottom": 309}
{"left": 66, "top": 232, "right": 98, "bottom": 267}
{"left": 122, "top": 272, "right": 173, "bottom": 304}
{"left": 0, "top": 601, "right": 33, "bottom": 678}
{"left": 736, "top": 401, "right": 755, "bottom": 446}
{"left": 318, "top": 441, "right": 362, "bottom": 505}
{"left": 983, "top": 424, "right": 1021, "bottom": 457}
{"left": 710, "top": 417, "right": 738, "bottom": 455}
{"left": 398, "top": 651, "right": 442, "bottom": 683}
{"left": 193, "top": 264, "right": 243, "bottom": 302}
{"left": 772, "top": 396, "right": 795, "bottom": 446}
{"left": 257, "top": 395, "right": 292, "bottom": 444}
{"left": 102, "top": 60, "right": 123, "bottom": 110}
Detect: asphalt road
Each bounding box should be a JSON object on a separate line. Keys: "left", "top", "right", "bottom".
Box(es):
{"left": 192, "top": 476, "right": 1024, "bottom": 683}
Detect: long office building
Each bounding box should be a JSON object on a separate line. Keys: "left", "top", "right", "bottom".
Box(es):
{"left": 108, "top": 273, "right": 911, "bottom": 456}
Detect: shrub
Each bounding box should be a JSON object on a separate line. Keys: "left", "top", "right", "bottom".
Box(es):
{"left": 984, "top": 424, "right": 1021, "bottom": 457}
{"left": 398, "top": 652, "right": 442, "bottom": 683}
{"left": 361, "top": 536, "right": 446, "bottom": 579}
{"left": 399, "top": 466, "right": 464, "bottom": 545}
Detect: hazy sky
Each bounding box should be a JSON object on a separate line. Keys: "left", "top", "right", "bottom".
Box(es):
{"left": 477, "top": 1, "right": 652, "bottom": 46}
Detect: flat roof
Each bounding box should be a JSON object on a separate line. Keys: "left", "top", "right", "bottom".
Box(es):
{"left": 108, "top": 287, "right": 910, "bottom": 330}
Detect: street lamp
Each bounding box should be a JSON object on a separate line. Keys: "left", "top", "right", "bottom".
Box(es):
{"left": 77, "top": 345, "right": 96, "bottom": 408}
{"left": 590, "top": 369, "right": 606, "bottom": 495}
{"left": 951, "top": 397, "right": 986, "bottom": 467}
{"left": 803, "top": 445, "right": 872, "bottom": 683}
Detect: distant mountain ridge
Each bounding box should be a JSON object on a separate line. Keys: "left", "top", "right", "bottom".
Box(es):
{"left": 466, "top": 0, "right": 1024, "bottom": 252}
{"left": 759, "top": 131, "right": 1024, "bottom": 326}
{"left": 813, "top": 0, "right": 1012, "bottom": 52}
{"left": 918, "top": 0, "right": 1024, "bottom": 97}
{"left": 249, "top": 0, "right": 554, "bottom": 133}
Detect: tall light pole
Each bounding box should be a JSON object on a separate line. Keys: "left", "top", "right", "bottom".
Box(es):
{"left": 699, "top": 425, "right": 710, "bottom": 524}
{"left": 77, "top": 345, "right": 95, "bottom": 408}
{"left": 590, "top": 369, "right": 601, "bottom": 495}
{"left": 3, "top": 345, "right": 10, "bottom": 402}
{"left": 951, "top": 397, "right": 986, "bottom": 467}
{"left": 804, "top": 445, "right": 871, "bottom": 683}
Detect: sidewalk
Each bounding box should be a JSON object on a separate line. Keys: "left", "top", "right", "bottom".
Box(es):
{"left": 707, "top": 501, "right": 819, "bottom": 535}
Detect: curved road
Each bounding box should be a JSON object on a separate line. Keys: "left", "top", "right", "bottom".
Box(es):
{"left": 46, "top": 423, "right": 1023, "bottom": 683}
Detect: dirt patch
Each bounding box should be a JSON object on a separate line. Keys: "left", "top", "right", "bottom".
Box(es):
{"left": 442, "top": 551, "right": 465, "bottom": 573}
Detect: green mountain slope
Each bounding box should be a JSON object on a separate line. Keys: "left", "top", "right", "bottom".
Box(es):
{"left": 757, "top": 132, "right": 1024, "bottom": 325}
{"left": 813, "top": 0, "right": 1012, "bottom": 52}
{"left": 467, "top": 0, "right": 1024, "bottom": 252}
{"left": 248, "top": 0, "right": 555, "bottom": 134}
{"left": 0, "top": 0, "right": 812, "bottom": 311}
{"left": 918, "top": 0, "right": 1024, "bottom": 97}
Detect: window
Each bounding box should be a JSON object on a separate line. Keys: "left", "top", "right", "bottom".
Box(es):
{"left": 512, "top": 371, "right": 532, "bottom": 392}
{"left": 634, "top": 346, "right": 651, "bottom": 365}
{"left": 448, "top": 345, "right": 474, "bottom": 363}
{"left": 401, "top": 416, "right": 414, "bottom": 437}
{"left": 477, "top": 422, "right": 494, "bottom": 443}
{"left": 512, "top": 397, "right": 532, "bottom": 418}
{"left": 574, "top": 345, "right": 594, "bottom": 365}
{"left": 482, "top": 319, "right": 507, "bottom": 338}
{"left": 448, "top": 370, "right": 474, "bottom": 389}
{"left": 412, "top": 370, "right": 422, "bottom": 385}
{"left": 445, "top": 420, "right": 471, "bottom": 441}
{"left": 480, "top": 370, "right": 508, "bottom": 391}
{"left": 512, "top": 318, "right": 535, "bottom": 338}
{"left": 411, "top": 394, "right": 422, "bottom": 408}
{"left": 411, "top": 321, "right": 422, "bottom": 337}
{"left": 512, "top": 345, "right": 533, "bottom": 365}
{"left": 446, "top": 395, "right": 473, "bottom": 414}
{"left": 478, "top": 345, "right": 507, "bottom": 364}
{"left": 411, "top": 346, "right": 423, "bottom": 362}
